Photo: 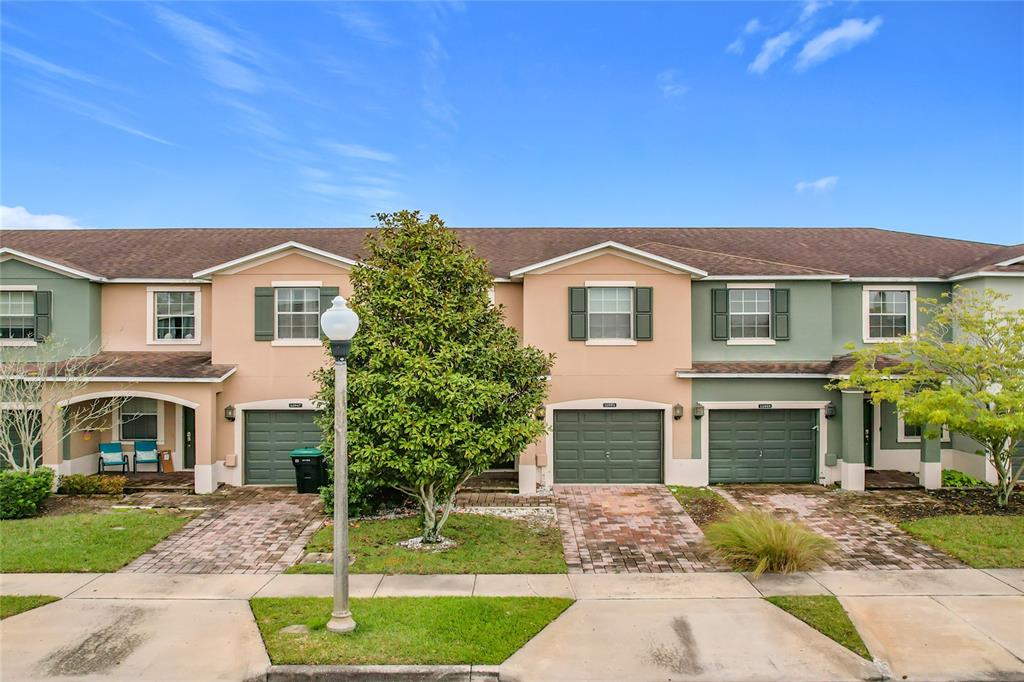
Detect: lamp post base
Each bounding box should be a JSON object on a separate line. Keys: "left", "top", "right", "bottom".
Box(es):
{"left": 326, "top": 610, "right": 357, "bottom": 634}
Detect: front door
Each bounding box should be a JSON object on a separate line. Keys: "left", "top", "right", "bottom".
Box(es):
{"left": 863, "top": 401, "right": 873, "bottom": 467}
{"left": 183, "top": 407, "right": 196, "bottom": 469}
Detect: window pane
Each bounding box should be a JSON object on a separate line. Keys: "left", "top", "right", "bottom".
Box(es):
{"left": 867, "top": 290, "right": 910, "bottom": 338}
{"left": 728, "top": 289, "right": 771, "bottom": 339}
{"left": 154, "top": 292, "right": 196, "bottom": 340}
{"left": 904, "top": 423, "right": 921, "bottom": 438}
{"left": 276, "top": 287, "right": 321, "bottom": 339}
{"left": 121, "top": 415, "right": 157, "bottom": 440}
{"left": 586, "top": 287, "right": 632, "bottom": 339}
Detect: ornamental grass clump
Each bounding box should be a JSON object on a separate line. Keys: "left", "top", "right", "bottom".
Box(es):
{"left": 705, "top": 511, "right": 834, "bottom": 577}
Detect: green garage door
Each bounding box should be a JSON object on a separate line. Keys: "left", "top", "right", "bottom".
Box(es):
{"left": 554, "top": 410, "right": 663, "bottom": 483}
{"left": 709, "top": 409, "right": 817, "bottom": 483}
{"left": 244, "top": 410, "right": 320, "bottom": 484}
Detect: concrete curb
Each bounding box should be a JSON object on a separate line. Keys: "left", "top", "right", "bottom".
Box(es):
{"left": 264, "top": 664, "right": 501, "bottom": 681}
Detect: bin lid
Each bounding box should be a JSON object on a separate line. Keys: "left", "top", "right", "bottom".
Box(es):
{"left": 289, "top": 447, "right": 323, "bottom": 458}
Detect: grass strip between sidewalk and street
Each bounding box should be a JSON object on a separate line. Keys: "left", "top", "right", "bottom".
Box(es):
{"left": 900, "top": 515, "right": 1024, "bottom": 568}
{"left": 0, "top": 509, "right": 193, "bottom": 573}
{"left": 766, "top": 595, "right": 871, "bottom": 660}
{"left": 0, "top": 595, "right": 60, "bottom": 619}
{"left": 287, "top": 513, "right": 567, "bottom": 574}
{"left": 250, "top": 596, "right": 573, "bottom": 665}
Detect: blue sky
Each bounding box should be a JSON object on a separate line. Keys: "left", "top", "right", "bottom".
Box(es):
{"left": 1, "top": 1, "right": 1022, "bottom": 244}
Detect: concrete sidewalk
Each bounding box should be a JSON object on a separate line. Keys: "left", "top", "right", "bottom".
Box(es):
{"left": 4, "top": 567, "right": 1021, "bottom": 600}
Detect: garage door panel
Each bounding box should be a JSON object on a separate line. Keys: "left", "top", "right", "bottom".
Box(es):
{"left": 554, "top": 409, "right": 663, "bottom": 484}
{"left": 245, "top": 410, "right": 320, "bottom": 485}
{"left": 708, "top": 409, "right": 817, "bottom": 484}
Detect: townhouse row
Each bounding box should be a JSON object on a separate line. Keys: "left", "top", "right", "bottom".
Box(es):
{"left": 1, "top": 227, "right": 1022, "bottom": 494}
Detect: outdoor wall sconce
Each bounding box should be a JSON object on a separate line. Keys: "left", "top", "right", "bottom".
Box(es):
{"left": 672, "top": 404, "right": 684, "bottom": 420}
{"left": 224, "top": 405, "right": 236, "bottom": 422}
{"left": 693, "top": 404, "right": 705, "bottom": 420}
{"left": 824, "top": 402, "right": 837, "bottom": 419}
{"left": 534, "top": 404, "right": 546, "bottom": 420}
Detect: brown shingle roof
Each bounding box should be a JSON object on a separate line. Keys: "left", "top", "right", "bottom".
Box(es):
{"left": 680, "top": 355, "right": 901, "bottom": 377}
{"left": 0, "top": 226, "right": 1015, "bottom": 279}
{"left": 59, "top": 352, "right": 235, "bottom": 380}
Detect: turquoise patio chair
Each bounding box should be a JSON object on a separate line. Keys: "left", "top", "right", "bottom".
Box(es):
{"left": 97, "top": 443, "right": 129, "bottom": 473}
{"left": 133, "top": 440, "right": 161, "bottom": 473}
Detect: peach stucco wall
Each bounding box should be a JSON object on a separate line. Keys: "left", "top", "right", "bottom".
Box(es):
{"left": 519, "top": 252, "right": 695, "bottom": 464}
{"left": 211, "top": 252, "right": 353, "bottom": 463}
{"left": 493, "top": 282, "right": 524, "bottom": 335}
{"left": 101, "top": 283, "right": 213, "bottom": 352}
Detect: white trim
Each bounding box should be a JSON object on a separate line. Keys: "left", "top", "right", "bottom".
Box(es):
{"left": 585, "top": 339, "right": 637, "bottom": 346}
{"left": 0, "top": 286, "right": 39, "bottom": 346}
{"left": 947, "top": 271, "right": 1024, "bottom": 282}
{"left": 703, "top": 274, "right": 848, "bottom": 281}
{"left": 231, "top": 398, "right": 321, "bottom": 486}
{"left": 696, "top": 401, "right": 831, "bottom": 486}
{"left": 59, "top": 390, "right": 201, "bottom": 410}
{"left": 584, "top": 280, "right": 636, "bottom": 288}
{"left": 862, "top": 284, "right": 917, "bottom": 344}
{"left": 0, "top": 284, "right": 38, "bottom": 291}
{"left": 543, "top": 398, "right": 675, "bottom": 487}
{"left": 107, "top": 278, "right": 206, "bottom": 284}
{"left": 146, "top": 286, "right": 202, "bottom": 346}
{"left": 192, "top": 241, "right": 358, "bottom": 278}
{"left": 586, "top": 284, "right": 635, "bottom": 344}
{"left": 492, "top": 277, "right": 512, "bottom": 283}
{"left": 32, "top": 367, "right": 236, "bottom": 384}
{"left": 0, "top": 401, "right": 41, "bottom": 410}
{"left": 0, "top": 339, "right": 37, "bottom": 347}
{"left": 0, "top": 247, "right": 106, "bottom": 281}
{"left": 487, "top": 287, "right": 495, "bottom": 304}
{"left": 271, "top": 339, "right": 322, "bottom": 347}
{"left": 848, "top": 277, "right": 944, "bottom": 283}
{"left": 896, "top": 413, "right": 951, "bottom": 443}
{"left": 726, "top": 282, "right": 775, "bottom": 289}
{"left": 675, "top": 371, "right": 832, "bottom": 379}
{"left": 509, "top": 241, "right": 708, "bottom": 278}
{"left": 726, "top": 338, "right": 776, "bottom": 346}
{"left": 174, "top": 403, "right": 186, "bottom": 471}
{"left": 271, "top": 280, "right": 322, "bottom": 288}
{"left": 992, "top": 253, "right": 1024, "bottom": 268}
{"left": 112, "top": 398, "right": 165, "bottom": 444}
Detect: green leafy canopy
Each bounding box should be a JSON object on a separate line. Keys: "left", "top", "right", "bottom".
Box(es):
{"left": 314, "top": 211, "right": 553, "bottom": 520}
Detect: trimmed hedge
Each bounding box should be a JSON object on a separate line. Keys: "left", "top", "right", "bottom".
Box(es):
{"left": 0, "top": 468, "right": 55, "bottom": 520}
{"left": 58, "top": 474, "right": 127, "bottom": 496}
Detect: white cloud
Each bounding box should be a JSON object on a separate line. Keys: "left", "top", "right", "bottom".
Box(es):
{"left": 726, "top": 38, "right": 745, "bottom": 55}
{"left": 24, "top": 83, "right": 173, "bottom": 146}
{"left": 329, "top": 6, "right": 396, "bottom": 45}
{"left": 800, "top": 1, "right": 831, "bottom": 22}
{"left": 152, "top": 7, "right": 264, "bottom": 93}
{"left": 744, "top": 18, "right": 763, "bottom": 34}
{"left": 2, "top": 45, "right": 104, "bottom": 86}
{"left": 656, "top": 69, "right": 689, "bottom": 99}
{"left": 1, "top": 205, "right": 80, "bottom": 229}
{"left": 796, "top": 17, "right": 883, "bottom": 71}
{"left": 795, "top": 176, "right": 839, "bottom": 193}
{"left": 327, "top": 143, "right": 397, "bottom": 163}
{"left": 748, "top": 31, "right": 798, "bottom": 74}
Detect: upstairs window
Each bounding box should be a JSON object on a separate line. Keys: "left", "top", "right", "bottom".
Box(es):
{"left": 863, "top": 286, "right": 915, "bottom": 342}
{"left": 587, "top": 287, "right": 633, "bottom": 340}
{"left": 0, "top": 291, "right": 35, "bottom": 340}
{"left": 275, "top": 287, "right": 320, "bottom": 340}
{"left": 155, "top": 292, "right": 196, "bottom": 340}
{"left": 728, "top": 288, "right": 771, "bottom": 339}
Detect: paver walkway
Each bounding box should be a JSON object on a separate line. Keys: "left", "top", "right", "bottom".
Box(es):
{"left": 554, "top": 485, "right": 728, "bottom": 573}
{"left": 120, "top": 488, "right": 323, "bottom": 575}
{"left": 718, "top": 485, "right": 963, "bottom": 570}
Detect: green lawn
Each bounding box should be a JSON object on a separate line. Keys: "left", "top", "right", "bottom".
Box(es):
{"left": 288, "top": 513, "right": 567, "bottom": 574}
{"left": 251, "top": 596, "right": 572, "bottom": 665}
{"left": 900, "top": 515, "right": 1024, "bottom": 568}
{"left": 667, "top": 486, "right": 736, "bottom": 528}
{"left": 0, "top": 595, "right": 60, "bottom": 619}
{"left": 0, "top": 509, "right": 193, "bottom": 573}
{"left": 766, "top": 596, "right": 871, "bottom": 660}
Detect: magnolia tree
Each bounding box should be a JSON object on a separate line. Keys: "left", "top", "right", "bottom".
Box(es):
{"left": 314, "top": 211, "right": 553, "bottom": 542}
{"left": 837, "top": 287, "right": 1024, "bottom": 506}
{"left": 0, "top": 340, "right": 129, "bottom": 472}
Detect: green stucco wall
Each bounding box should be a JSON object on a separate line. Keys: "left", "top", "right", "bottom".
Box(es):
{"left": 692, "top": 378, "right": 841, "bottom": 460}
{"left": 831, "top": 282, "right": 950, "bottom": 354}
{"left": 0, "top": 259, "right": 101, "bottom": 358}
{"left": 692, "top": 281, "right": 834, "bottom": 361}
{"left": 955, "top": 276, "right": 1024, "bottom": 312}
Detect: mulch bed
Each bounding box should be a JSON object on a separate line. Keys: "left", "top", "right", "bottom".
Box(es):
{"left": 870, "top": 489, "right": 1023, "bottom": 525}
{"left": 677, "top": 490, "right": 736, "bottom": 529}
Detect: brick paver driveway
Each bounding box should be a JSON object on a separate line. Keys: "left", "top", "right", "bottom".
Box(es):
{"left": 718, "top": 485, "right": 963, "bottom": 570}
{"left": 554, "top": 485, "right": 728, "bottom": 573}
{"left": 121, "top": 488, "right": 323, "bottom": 575}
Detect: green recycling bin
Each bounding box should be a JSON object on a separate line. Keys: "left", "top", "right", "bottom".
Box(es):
{"left": 289, "top": 447, "right": 325, "bottom": 494}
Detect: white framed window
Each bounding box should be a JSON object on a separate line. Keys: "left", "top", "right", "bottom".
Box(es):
{"left": 147, "top": 286, "right": 201, "bottom": 345}
{"left": 0, "top": 289, "right": 36, "bottom": 343}
{"left": 117, "top": 397, "right": 162, "bottom": 441}
{"left": 897, "top": 415, "right": 950, "bottom": 443}
{"left": 863, "top": 285, "right": 916, "bottom": 343}
{"left": 728, "top": 288, "right": 772, "bottom": 340}
{"left": 274, "top": 286, "right": 320, "bottom": 344}
{"left": 587, "top": 286, "right": 633, "bottom": 342}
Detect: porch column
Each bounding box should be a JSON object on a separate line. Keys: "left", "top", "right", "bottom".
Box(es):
{"left": 919, "top": 424, "right": 943, "bottom": 489}
{"left": 840, "top": 390, "right": 865, "bottom": 491}
{"left": 517, "top": 443, "right": 538, "bottom": 496}
{"left": 192, "top": 397, "right": 217, "bottom": 495}
{"left": 40, "top": 402, "right": 63, "bottom": 473}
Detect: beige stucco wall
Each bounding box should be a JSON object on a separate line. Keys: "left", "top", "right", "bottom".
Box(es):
{"left": 101, "top": 283, "right": 213, "bottom": 352}
{"left": 493, "top": 282, "right": 524, "bottom": 335}
{"left": 210, "top": 252, "right": 353, "bottom": 465}
{"left": 519, "top": 252, "right": 695, "bottom": 473}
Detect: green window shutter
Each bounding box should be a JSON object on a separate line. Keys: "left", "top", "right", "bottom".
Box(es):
{"left": 634, "top": 287, "right": 653, "bottom": 341}
{"left": 568, "top": 287, "right": 587, "bottom": 340}
{"left": 254, "top": 287, "right": 274, "bottom": 341}
{"left": 34, "top": 291, "right": 52, "bottom": 340}
{"left": 318, "top": 287, "right": 339, "bottom": 339}
{"left": 773, "top": 288, "right": 790, "bottom": 341}
{"left": 711, "top": 288, "right": 729, "bottom": 341}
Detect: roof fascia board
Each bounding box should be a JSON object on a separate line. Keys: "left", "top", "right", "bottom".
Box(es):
{"left": 846, "top": 276, "right": 946, "bottom": 283}
{"left": 107, "top": 278, "right": 208, "bottom": 284}
{"left": 702, "top": 275, "right": 848, "bottom": 281}
{"left": 675, "top": 371, "right": 832, "bottom": 379}
{"left": 0, "top": 248, "right": 106, "bottom": 282}
{"left": 993, "top": 253, "right": 1024, "bottom": 268}
{"left": 509, "top": 241, "right": 708, "bottom": 279}
{"left": 947, "top": 271, "right": 1024, "bottom": 282}
{"left": 192, "top": 241, "right": 359, "bottom": 278}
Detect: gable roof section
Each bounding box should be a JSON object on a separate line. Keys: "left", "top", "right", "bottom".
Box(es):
{"left": 507, "top": 241, "right": 708, "bottom": 278}
{"left": 635, "top": 242, "right": 847, "bottom": 279}
{"left": 192, "top": 241, "right": 359, "bottom": 278}
{"left": 946, "top": 243, "right": 1024, "bottom": 279}
{"left": 0, "top": 247, "right": 106, "bottom": 281}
